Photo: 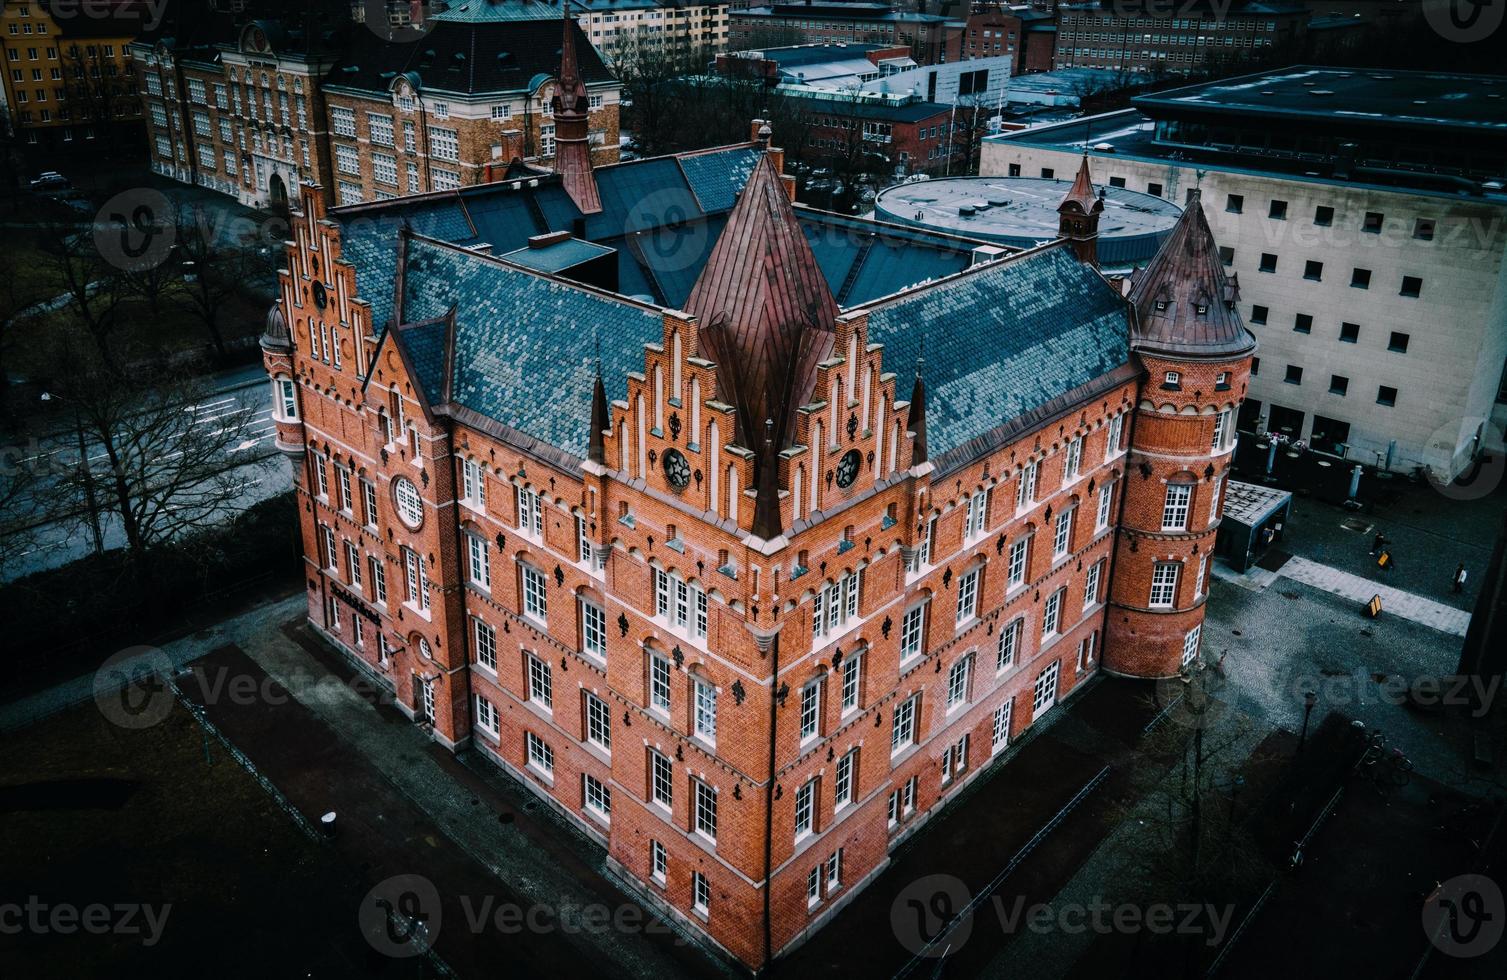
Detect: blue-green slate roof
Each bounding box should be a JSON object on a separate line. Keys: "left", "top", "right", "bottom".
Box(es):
{"left": 396, "top": 238, "right": 661, "bottom": 458}
{"left": 861, "top": 246, "right": 1131, "bottom": 459}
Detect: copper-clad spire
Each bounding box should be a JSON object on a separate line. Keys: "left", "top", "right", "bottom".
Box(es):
{"left": 686, "top": 154, "right": 837, "bottom": 462}
{"left": 1129, "top": 189, "right": 1256, "bottom": 358}
{"left": 551, "top": 1, "right": 601, "bottom": 214}
{"left": 907, "top": 361, "right": 927, "bottom": 467}
{"left": 1057, "top": 155, "right": 1103, "bottom": 266}
{"left": 1058, "top": 155, "right": 1102, "bottom": 216}
{"left": 587, "top": 370, "right": 608, "bottom": 464}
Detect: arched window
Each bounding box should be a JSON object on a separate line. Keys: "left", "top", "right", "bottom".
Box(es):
{"left": 847, "top": 334, "right": 858, "bottom": 388}
{"left": 727, "top": 464, "right": 738, "bottom": 522}
{"left": 671, "top": 332, "right": 682, "bottom": 398}
{"left": 653, "top": 365, "right": 664, "bottom": 433}
{"left": 875, "top": 394, "right": 887, "bottom": 477}
{"left": 690, "top": 377, "right": 701, "bottom": 447}
{"left": 889, "top": 420, "right": 900, "bottom": 475}
{"left": 810, "top": 421, "right": 822, "bottom": 513}
{"left": 830, "top": 377, "right": 842, "bottom": 432}
{"left": 618, "top": 420, "right": 628, "bottom": 472}
{"left": 636, "top": 394, "right": 647, "bottom": 478}
{"left": 793, "top": 465, "right": 804, "bottom": 521}
{"left": 861, "top": 365, "right": 873, "bottom": 430}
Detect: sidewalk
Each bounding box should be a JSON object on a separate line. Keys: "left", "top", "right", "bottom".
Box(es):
{"left": 1279, "top": 556, "right": 1470, "bottom": 636}
{"left": 187, "top": 621, "right": 728, "bottom": 980}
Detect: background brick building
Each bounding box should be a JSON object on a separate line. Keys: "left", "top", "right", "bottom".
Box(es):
{"left": 262, "top": 123, "right": 1250, "bottom": 968}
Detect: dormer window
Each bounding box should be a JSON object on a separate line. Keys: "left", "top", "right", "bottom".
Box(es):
{"left": 1163, "top": 371, "right": 1182, "bottom": 390}
{"left": 1154, "top": 299, "right": 1169, "bottom": 312}
{"left": 1215, "top": 371, "right": 1231, "bottom": 391}
{"left": 1194, "top": 303, "right": 1208, "bottom": 316}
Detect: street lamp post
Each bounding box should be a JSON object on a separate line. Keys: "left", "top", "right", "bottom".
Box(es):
{"left": 40, "top": 391, "right": 104, "bottom": 556}
{"left": 1298, "top": 690, "right": 1317, "bottom": 754}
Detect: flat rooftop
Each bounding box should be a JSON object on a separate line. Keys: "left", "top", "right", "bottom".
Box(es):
{"left": 1134, "top": 66, "right": 1507, "bottom": 135}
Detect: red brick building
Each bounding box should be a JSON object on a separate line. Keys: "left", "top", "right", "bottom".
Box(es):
{"left": 262, "top": 139, "right": 1252, "bottom": 967}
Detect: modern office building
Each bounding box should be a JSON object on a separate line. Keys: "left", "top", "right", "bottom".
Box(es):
{"left": 1053, "top": 0, "right": 1310, "bottom": 74}
{"left": 983, "top": 66, "right": 1507, "bottom": 477}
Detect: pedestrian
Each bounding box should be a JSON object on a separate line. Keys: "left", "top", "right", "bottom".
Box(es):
{"left": 1453, "top": 563, "right": 1468, "bottom": 594}
{"left": 1370, "top": 531, "right": 1386, "bottom": 556}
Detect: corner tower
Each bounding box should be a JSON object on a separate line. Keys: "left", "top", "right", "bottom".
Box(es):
{"left": 1103, "top": 190, "right": 1256, "bottom": 678}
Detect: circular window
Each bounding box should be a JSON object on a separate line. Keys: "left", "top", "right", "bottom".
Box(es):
{"left": 663, "top": 448, "right": 691, "bottom": 491}
{"left": 835, "top": 449, "right": 862, "bottom": 489}
{"left": 418, "top": 637, "right": 432, "bottom": 660}
{"left": 393, "top": 476, "right": 423, "bottom": 529}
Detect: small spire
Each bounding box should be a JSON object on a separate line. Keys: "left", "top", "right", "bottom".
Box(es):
{"left": 588, "top": 368, "right": 608, "bottom": 465}
{"left": 908, "top": 363, "right": 927, "bottom": 467}
{"left": 753, "top": 416, "right": 782, "bottom": 538}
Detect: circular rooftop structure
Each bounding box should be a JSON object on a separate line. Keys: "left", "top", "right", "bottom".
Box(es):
{"left": 874, "top": 176, "right": 1182, "bottom": 269}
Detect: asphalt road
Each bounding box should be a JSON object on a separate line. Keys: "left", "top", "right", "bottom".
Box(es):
{"left": 5, "top": 366, "right": 292, "bottom": 581}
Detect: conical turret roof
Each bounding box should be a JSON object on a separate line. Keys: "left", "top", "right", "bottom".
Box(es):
{"left": 1129, "top": 190, "right": 1255, "bottom": 358}
{"left": 1058, "top": 155, "right": 1103, "bottom": 216}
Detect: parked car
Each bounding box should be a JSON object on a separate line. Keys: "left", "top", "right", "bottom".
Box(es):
{"left": 30, "top": 171, "right": 70, "bottom": 191}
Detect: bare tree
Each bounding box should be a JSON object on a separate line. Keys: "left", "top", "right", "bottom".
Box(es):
{"left": 171, "top": 203, "right": 257, "bottom": 361}
{"left": 34, "top": 219, "right": 130, "bottom": 373}
{"left": 0, "top": 246, "right": 57, "bottom": 426}
{"left": 54, "top": 342, "right": 266, "bottom": 560}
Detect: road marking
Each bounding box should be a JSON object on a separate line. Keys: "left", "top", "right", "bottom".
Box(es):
{"left": 1278, "top": 555, "right": 1470, "bottom": 637}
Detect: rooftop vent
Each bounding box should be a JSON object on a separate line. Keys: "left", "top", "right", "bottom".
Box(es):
{"left": 1310, "top": 90, "right": 1334, "bottom": 96}
{"left": 958, "top": 205, "right": 975, "bottom": 216}
{"left": 1092, "top": 142, "right": 1115, "bottom": 152}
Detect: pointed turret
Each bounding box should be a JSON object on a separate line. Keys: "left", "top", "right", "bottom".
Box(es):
{"left": 1129, "top": 189, "right": 1255, "bottom": 358}
{"left": 1057, "top": 155, "right": 1104, "bottom": 266}
{"left": 551, "top": 1, "right": 602, "bottom": 214}
{"left": 907, "top": 363, "right": 927, "bottom": 467}
{"left": 587, "top": 370, "right": 608, "bottom": 464}
{"left": 686, "top": 154, "right": 838, "bottom": 459}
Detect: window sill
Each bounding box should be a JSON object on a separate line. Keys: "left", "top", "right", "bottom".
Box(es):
{"left": 584, "top": 807, "right": 611, "bottom": 828}
{"left": 403, "top": 602, "right": 432, "bottom": 622}
{"left": 527, "top": 763, "right": 554, "bottom": 786}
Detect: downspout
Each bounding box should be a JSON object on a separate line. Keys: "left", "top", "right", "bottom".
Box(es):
{"left": 761, "top": 628, "right": 780, "bottom": 972}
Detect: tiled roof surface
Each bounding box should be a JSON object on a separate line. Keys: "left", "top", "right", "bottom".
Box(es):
{"left": 859, "top": 246, "right": 1131, "bottom": 458}
{"left": 395, "top": 238, "right": 662, "bottom": 457}
{"left": 500, "top": 237, "right": 614, "bottom": 272}
{"left": 678, "top": 147, "right": 764, "bottom": 214}
{"left": 397, "top": 316, "right": 454, "bottom": 408}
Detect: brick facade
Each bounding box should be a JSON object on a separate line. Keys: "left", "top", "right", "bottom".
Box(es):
{"left": 261, "top": 154, "right": 1249, "bottom": 969}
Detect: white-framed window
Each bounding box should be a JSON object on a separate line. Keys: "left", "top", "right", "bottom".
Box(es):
{"left": 1043, "top": 588, "right": 1064, "bottom": 638}
{"left": 650, "top": 750, "right": 673, "bottom": 809}
{"left": 272, "top": 377, "right": 297, "bottom": 419}
{"left": 834, "top": 749, "right": 856, "bottom": 809}
{"left": 473, "top": 617, "right": 497, "bottom": 671}
{"left": 998, "top": 616, "right": 1022, "bottom": 671}
{"left": 576, "top": 515, "right": 592, "bottom": 564}
{"left": 1212, "top": 409, "right": 1233, "bottom": 451}
{"left": 432, "top": 168, "right": 460, "bottom": 191}
{"left": 799, "top": 680, "right": 822, "bottom": 742}
{"left": 491, "top": 103, "right": 512, "bottom": 119}
{"left": 403, "top": 547, "right": 430, "bottom": 612}
{"left": 337, "top": 181, "right": 363, "bottom": 206}
{"left": 794, "top": 778, "right": 816, "bottom": 839}
{"left": 654, "top": 568, "right": 708, "bottom": 640}
{"left": 692, "top": 870, "right": 710, "bottom": 915}
{"left": 370, "top": 556, "right": 387, "bottom": 606}
{"left": 1033, "top": 660, "right": 1060, "bottom": 716}
{"left": 1209, "top": 476, "right": 1224, "bottom": 523}
{"left": 461, "top": 458, "right": 486, "bottom": 509}
{"left": 1007, "top": 537, "right": 1029, "bottom": 587}
{"left": 813, "top": 569, "right": 862, "bottom": 639}
{"left": 394, "top": 477, "right": 424, "bottom": 528}
{"left": 361, "top": 479, "right": 378, "bottom": 529}
{"left": 526, "top": 731, "right": 553, "bottom": 776}
{"left": 584, "top": 773, "right": 611, "bottom": 820}
{"left": 1078, "top": 630, "right": 1097, "bottom": 672}
{"left": 899, "top": 602, "right": 927, "bottom": 662}
{"left": 585, "top": 692, "right": 611, "bottom": 751}
{"left": 1015, "top": 462, "right": 1038, "bottom": 511}
{"left": 955, "top": 567, "right": 980, "bottom": 624}
{"left": 428, "top": 125, "right": 458, "bottom": 161}
{"left": 372, "top": 152, "right": 397, "bottom": 186}
{"left": 313, "top": 453, "right": 329, "bottom": 500}
{"left": 540, "top": 123, "right": 555, "bottom": 156}
{"left": 891, "top": 694, "right": 919, "bottom": 755}
{"left": 650, "top": 840, "right": 667, "bottom": 883}
{"left": 521, "top": 563, "right": 548, "bottom": 622}
{"left": 947, "top": 655, "right": 972, "bottom": 709}
{"left": 941, "top": 733, "right": 970, "bottom": 784}
{"left": 991, "top": 699, "right": 1013, "bottom": 753}
{"left": 368, "top": 112, "right": 393, "bottom": 146}
{"left": 693, "top": 676, "right": 717, "bottom": 744}
{"left": 693, "top": 780, "right": 717, "bottom": 840}
{"left": 334, "top": 142, "right": 358, "bottom": 175}
{"left": 1105, "top": 414, "right": 1124, "bottom": 459}
{"left": 527, "top": 654, "right": 552, "bottom": 710}
{"left": 1182, "top": 624, "right": 1202, "bottom": 666}
{"left": 840, "top": 651, "right": 862, "bottom": 713}
{"left": 914, "top": 514, "right": 937, "bottom": 570}
{"left": 1150, "top": 562, "right": 1180, "bottom": 607}
{"left": 1162, "top": 484, "right": 1192, "bottom": 531}
{"left": 1084, "top": 560, "right": 1103, "bottom": 609}
{"left": 580, "top": 598, "right": 606, "bottom": 660}
{"left": 807, "top": 865, "right": 823, "bottom": 908}
{"left": 466, "top": 533, "right": 490, "bottom": 588}
{"left": 1194, "top": 554, "right": 1208, "bottom": 597}
{"left": 1053, "top": 509, "right": 1073, "bottom": 558}
{"left": 887, "top": 776, "right": 918, "bottom": 828}
{"left": 515, "top": 485, "right": 542, "bottom": 536}
{"left": 475, "top": 695, "right": 499, "bottom": 736}
{"left": 344, "top": 540, "right": 362, "bottom": 586}
{"left": 1096, "top": 481, "right": 1114, "bottom": 530}
{"left": 648, "top": 653, "right": 671, "bottom": 715}
{"left": 319, "top": 525, "right": 338, "bottom": 571}
{"left": 1063, "top": 437, "right": 1083, "bottom": 481}
{"left": 965, "top": 489, "right": 990, "bottom": 541}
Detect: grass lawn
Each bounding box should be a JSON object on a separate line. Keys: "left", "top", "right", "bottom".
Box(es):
{"left": 0, "top": 701, "right": 413, "bottom": 977}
